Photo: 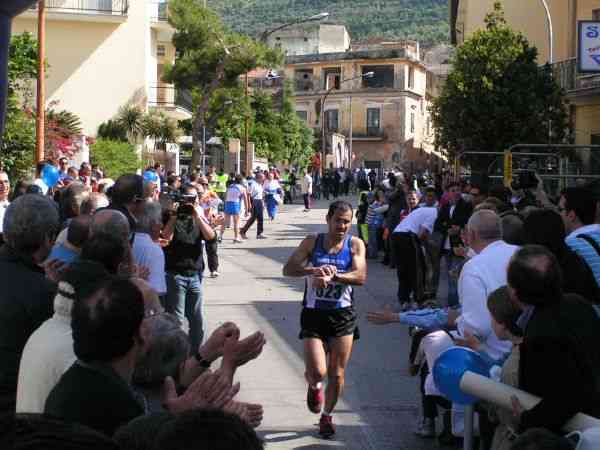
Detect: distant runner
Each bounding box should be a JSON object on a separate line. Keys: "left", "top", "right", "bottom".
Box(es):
{"left": 283, "top": 200, "right": 367, "bottom": 438}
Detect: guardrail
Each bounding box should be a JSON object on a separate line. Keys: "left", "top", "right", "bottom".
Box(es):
{"left": 31, "top": 0, "right": 129, "bottom": 15}
{"left": 552, "top": 58, "right": 600, "bottom": 93}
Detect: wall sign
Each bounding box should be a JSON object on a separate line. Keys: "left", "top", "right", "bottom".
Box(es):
{"left": 578, "top": 21, "right": 600, "bottom": 73}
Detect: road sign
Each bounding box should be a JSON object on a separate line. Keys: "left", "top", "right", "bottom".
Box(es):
{"left": 578, "top": 21, "right": 600, "bottom": 73}
{"left": 504, "top": 150, "right": 513, "bottom": 187}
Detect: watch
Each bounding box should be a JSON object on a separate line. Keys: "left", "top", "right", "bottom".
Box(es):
{"left": 194, "top": 352, "right": 212, "bottom": 368}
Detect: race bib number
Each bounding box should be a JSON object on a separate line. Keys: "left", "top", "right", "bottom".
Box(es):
{"left": 314, "top": 283, "right": 344, "bottom": 301}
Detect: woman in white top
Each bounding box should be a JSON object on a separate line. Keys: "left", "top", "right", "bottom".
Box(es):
{"left": 219, "top": 174, "right": 248, "bottom": 243}
{"left": 263, "top": 172, "right": 283, "bottom": 221}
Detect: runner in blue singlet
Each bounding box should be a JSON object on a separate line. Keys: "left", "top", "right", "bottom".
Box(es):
{"left": 283, "top": 200, "right": 367, "bottom": 438}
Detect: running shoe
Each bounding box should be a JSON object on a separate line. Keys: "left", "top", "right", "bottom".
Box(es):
{"left": 257, "top": 234, "right": 267, "bottom": 239}
{"left": 414, "top": 418, "right": 436, "bottom": 438}
{"left": 233, "top": 238, "right": 243, "bottom": 243}
{"left": 210, "top": 271, "right": 220, "bottom": 278}
{"left": 217, "top": 236, "right": 223, "bottom": 243}
{"left": 306, "top": 385, "right": 323, "bottom": 414}
{"left": 319, "top": 414, "right": 335, "bottom": 438}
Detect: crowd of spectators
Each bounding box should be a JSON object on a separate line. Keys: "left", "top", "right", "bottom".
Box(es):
{"left": 0, "top": 160, "right": 269, "bottom": 449}
{"left": 366, "top": 170, "right": 600, "bottom": 450}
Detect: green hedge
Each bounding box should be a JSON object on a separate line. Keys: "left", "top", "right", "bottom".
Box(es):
{"left": 90, "top": 139, "right": 140, "bottom": 179}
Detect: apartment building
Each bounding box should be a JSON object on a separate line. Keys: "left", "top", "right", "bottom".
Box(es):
{"left": 269, "top": 24, "right": 442, "bottom": 171}
{"left": 12, "top": 0, "right": 191, "bottom": 137}
{"left": 450, "top": 0, "right": 600, "bottom": 168}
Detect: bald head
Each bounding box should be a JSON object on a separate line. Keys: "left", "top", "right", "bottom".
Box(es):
{"left": 90, "top": 209, "right": 130, "bottom": 243}
{"left": 468, "top": 209, "right": 502, "bottom": 241}
{"left": 507, "top": 245, "right": 562, "bottom": 306}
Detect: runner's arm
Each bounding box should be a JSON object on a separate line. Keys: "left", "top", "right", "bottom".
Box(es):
{"left": 331, "top": 237, "right": 367, "bottom": 286}
{"left": 283, "top": 236, "right": 321, "bottom": 277}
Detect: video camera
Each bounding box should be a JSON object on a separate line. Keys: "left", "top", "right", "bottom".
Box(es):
{"left": 176, "top": 192, "right": 198, "bottom": 218}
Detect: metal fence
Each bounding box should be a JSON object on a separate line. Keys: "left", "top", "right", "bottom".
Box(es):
{"left": 552, "top": 58, "right": 600, "bottom": 93}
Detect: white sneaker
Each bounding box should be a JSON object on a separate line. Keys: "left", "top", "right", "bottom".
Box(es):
{"left": 414, "top": 418, "right": 436, "bottom": 438}
{"left": 210, "top": 271, "right": 220, "bottom": 278}
{"left": 233, "top": 238, "right": 243, "bottom": 243}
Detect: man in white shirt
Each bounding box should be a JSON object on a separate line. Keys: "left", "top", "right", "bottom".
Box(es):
{"left": 392, "top": 188, "right": 438, "bottom": 310}
{"left": 0, "top": 171, "right": 10, "bottom": 237}
{"left": 241, "top": 172, "right": 266, "bottom": 240}
{"left": 301, "top": 170, "right": 313, "bottom": 212}
{"left": 422, "top": 209, "right": 518, "bottom": 396}
{"left": 132, "top": 201, "right": 167, "bottom": 296}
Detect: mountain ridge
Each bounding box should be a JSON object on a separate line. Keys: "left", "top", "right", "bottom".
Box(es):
{"left": 209, "top": 0, "right": 449, "bottom": 47}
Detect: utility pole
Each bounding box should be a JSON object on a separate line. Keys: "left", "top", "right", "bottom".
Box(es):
{"left": 35, "top": 0, "right": 46, "bottom": 163}
{"left": 244, "top": 72, "right": 249, "bottom": 175}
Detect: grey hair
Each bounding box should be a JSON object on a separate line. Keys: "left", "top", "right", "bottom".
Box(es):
{"left": 90, "top": 209, "right": 130, "bottom": 243}
{"left": 133, "top": 313, "right": 190, "bottom": 386}
{"left": 467, "top": 209, "right": 502, "bottom": 241}
{"left": 80, "top": 192, "right": 109, "bottom": 215}
{"left": 60, "top": 182, "right": 91, "bottom": 219}
{"left": 137, "top": 201, "right": 162, "bottom": 234}
{"left": 4, "top": 194, "right": 60, "bottom": 254}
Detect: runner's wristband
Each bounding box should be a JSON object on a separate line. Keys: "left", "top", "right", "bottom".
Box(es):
{"left": 194, "top": 352, "right": 212, "bottom": 368}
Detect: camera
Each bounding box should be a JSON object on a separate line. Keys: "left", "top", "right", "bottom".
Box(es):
{"left": 177, "top": 193, "right": 198, "bottom": 218}
{"left": 511, "top": 170, "right": 538, "bottom": 191}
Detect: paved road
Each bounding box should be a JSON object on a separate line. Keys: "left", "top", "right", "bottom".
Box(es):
{"left": 203, "top": 198, "right": 437, "bottom": 450}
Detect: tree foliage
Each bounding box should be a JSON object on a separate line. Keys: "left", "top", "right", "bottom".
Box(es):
{"left": 164, "top": 0, "right": 283, "bottom": 167}
{"left": 209, "top": 0, "right": 449, "bottom": 47}
{"left": 90, "top": 139, "right": 140, "bottom": 178}
{"left": 217, "top": 81, "right": 314, "bottom": 166}
{"left": 2, "top": 33, "right": 38, "bottom": 180}
{"left": 431, "top": 3, "right": 568, "bottom": 171}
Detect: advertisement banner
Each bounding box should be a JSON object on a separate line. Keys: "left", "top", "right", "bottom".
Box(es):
{"left": 578, "top": 21, "right": 600, "bottom": 73}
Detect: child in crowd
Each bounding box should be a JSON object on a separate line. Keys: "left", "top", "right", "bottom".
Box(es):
{"left": 366, "top": 190, "right": 388, "bottom": 259}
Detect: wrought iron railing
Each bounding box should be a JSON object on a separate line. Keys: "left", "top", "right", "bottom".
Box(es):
{"left": 149, "top": 1, "right": 168, "bottom": 21}
{"left": 148, "top": 85, "right": 193, "bottom": 113}
{"left": 551, "top": 58, "right": 600, "bottom": 93}
{"left": 295, "top": 79, "right": 314, "bottom": 92}
{"left": 31, "top": 0, "right": 129, "bottom": 15}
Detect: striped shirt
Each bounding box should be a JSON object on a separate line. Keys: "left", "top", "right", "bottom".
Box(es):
{"left": 565, "top": 224, "right": 600, "bottom": 290}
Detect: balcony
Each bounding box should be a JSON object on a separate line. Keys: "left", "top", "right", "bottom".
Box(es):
{"left": 27, "top": 0, "right": 128, "bottom": 22}
{"left": 249, "top": 76, "right": 284, "bottom": 90}
{"left": 552, "top": 58, "right": 600, "bottom": 103}
{"left": 148, "top": 85, "right": 193, "bottom": 120}
{"left": 352, "top": 129, "right": 386, "bottom": 141}
{"left": 295, "top": 79, "right": 314, "bottom": 92}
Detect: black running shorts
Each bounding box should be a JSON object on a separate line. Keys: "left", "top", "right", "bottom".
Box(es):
{"left": 299, "top": 307, "right": 360, "bottom": 341}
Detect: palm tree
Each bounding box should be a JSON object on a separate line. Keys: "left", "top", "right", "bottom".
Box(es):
{"left": 117, "top": 103, "right": 144, "bottom": 144}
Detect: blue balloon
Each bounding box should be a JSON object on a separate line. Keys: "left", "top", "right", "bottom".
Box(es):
{"left": 41, "top": 164, "right": 60, "bottom": 188}
{"left": 433, "top": 347, "right": 491, "bottom": 405}
{"left": 143, "top": 170, "right": 159, "bottom": 184}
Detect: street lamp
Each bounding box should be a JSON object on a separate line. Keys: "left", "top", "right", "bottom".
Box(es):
{"left": 202, "top": 99, "right": 233, "bottom": 173}
{"left": 320, "top": 71, "right": 374, "bottom": 174}
{"left": 240, "top": 11, "right": 329, "bottom": 174}
{"left": 539, "top": 0, "right": 553, "bottom": 64}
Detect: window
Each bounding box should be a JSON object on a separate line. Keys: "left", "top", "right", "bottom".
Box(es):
{"left": 296, "top": 110, "right": 308, "bottom": 122}
{"left": 362, "top": 65, "right": 395, "bottom": 88}
{"left": 323, "top": 67, "right": 341, "bottom": 90}
{"left": 410, "top": 112, "right": 415, "bottom": 133}
{"left": 157, "top": 44, "right": 166, "bottom": 57}
{"left": 295, "top": 69, "right": 314, "bottom": 91}
{"left": 325, "top": 109, "right": 339, "bottom": 132}
{"left": 408, "top": 66, "right": 414, "bottom": 89}
{"left": 593, "top": 9, "right": 600, "bottom": 20}
{"left": 366, "top": 108, "right": 381, "bottom": 136}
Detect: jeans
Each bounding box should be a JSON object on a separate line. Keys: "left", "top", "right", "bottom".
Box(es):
{"left": 303, "top": 193, "right": 310, "bottom": 210}
{"left": 165, "top": 272, "right": 204, "bottom": 349}
{"left": 367, "top": 225, "right": 380, "bottom": 258}
{"left": 241, "top": 199, "right": 264, "bottom": 236}
{"left": 205, "top": 239, "right": 218, "bottom": 272}
{"left": 444, "top": 252, "right": 461, "bottom": 307}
